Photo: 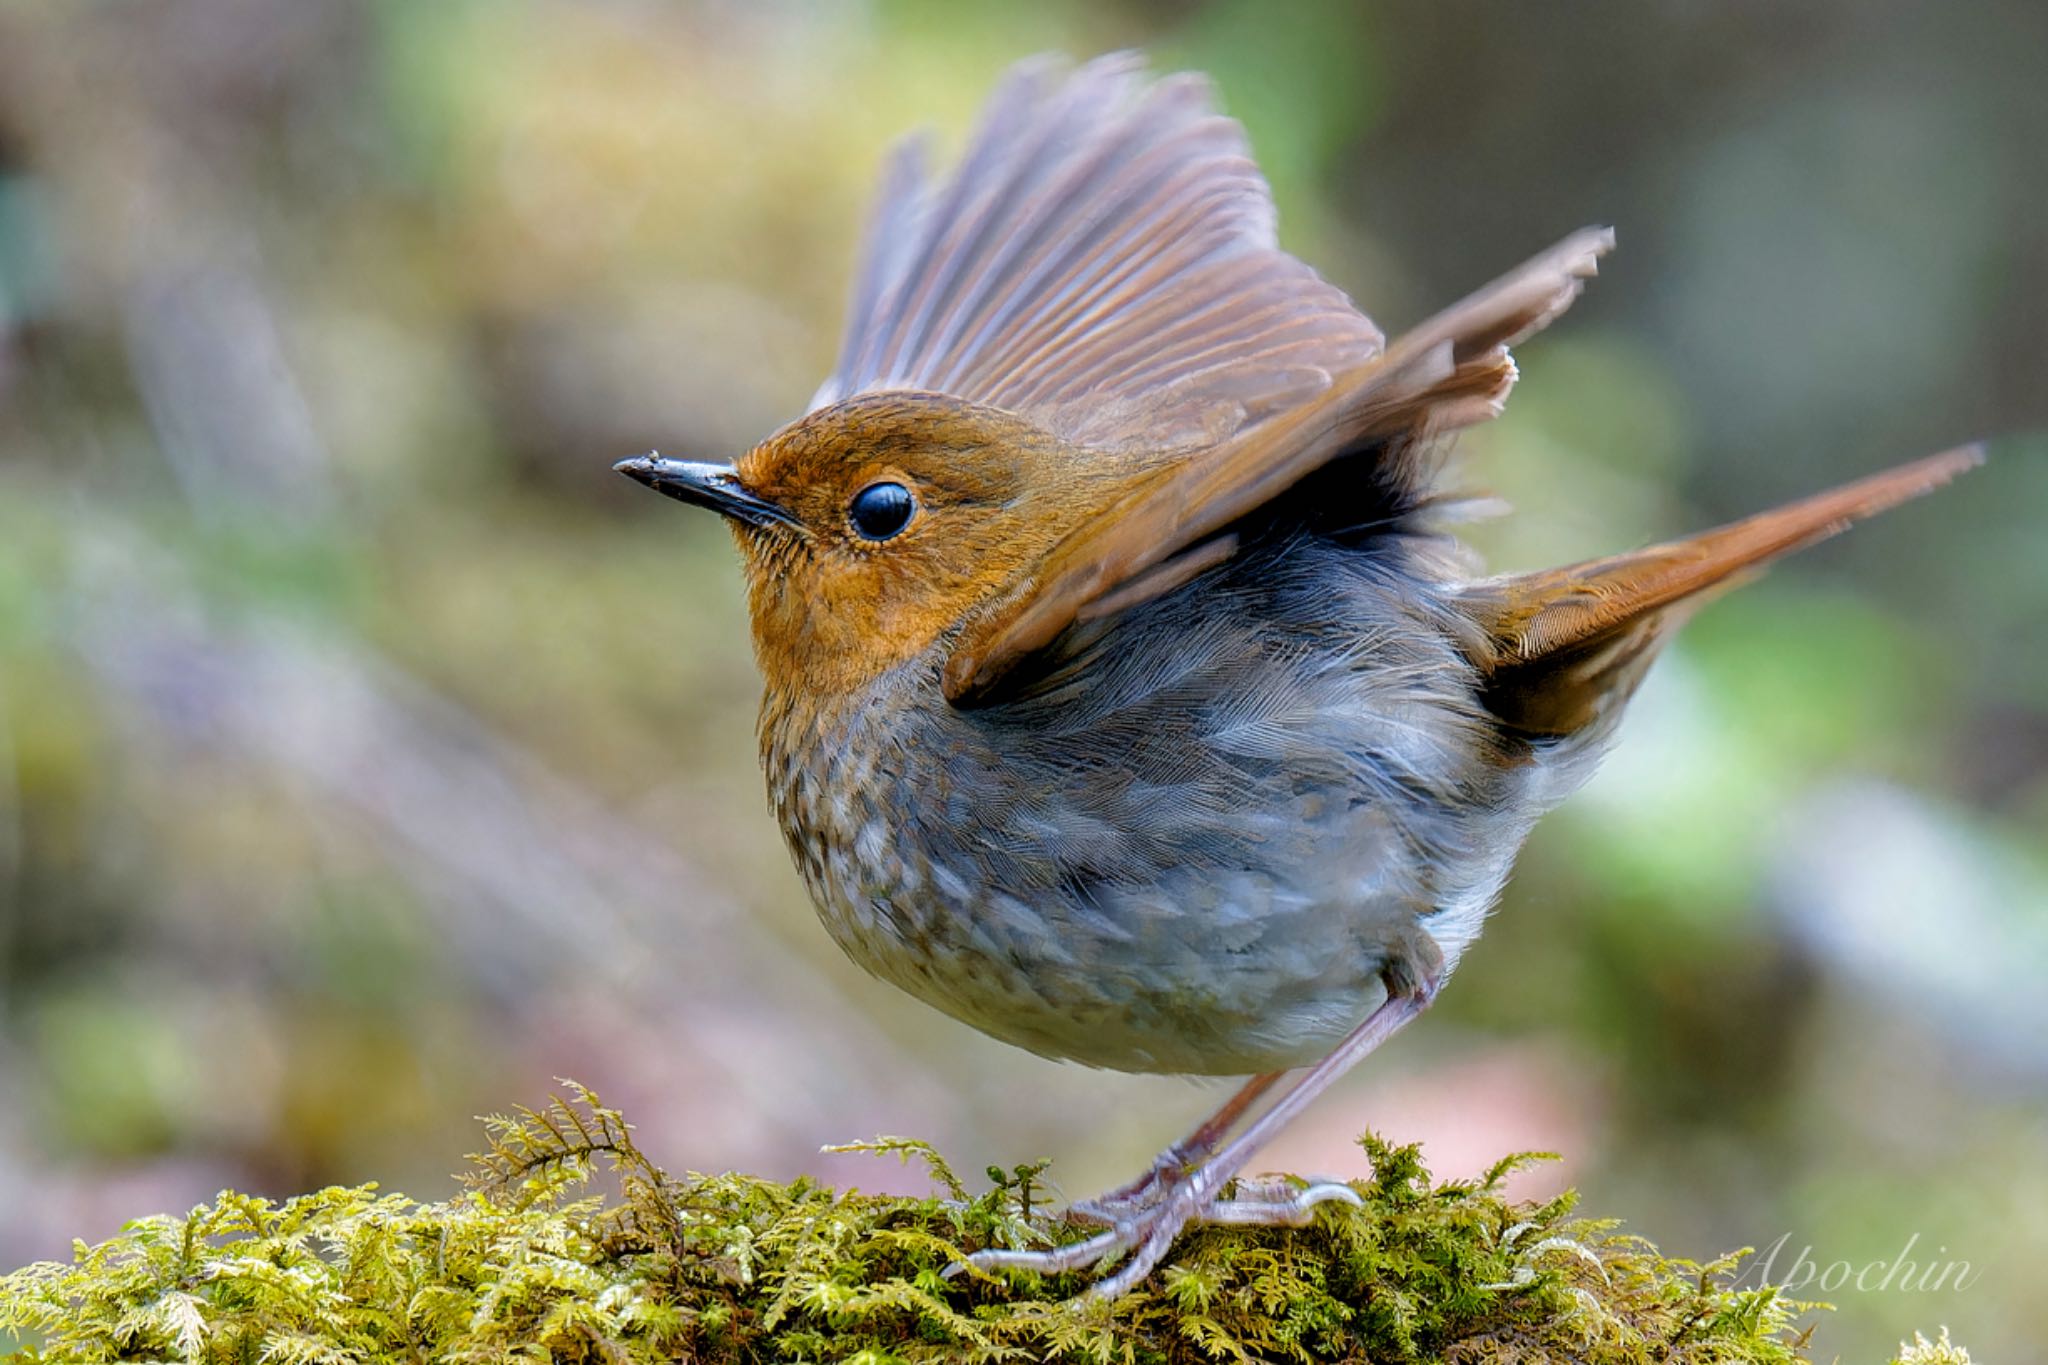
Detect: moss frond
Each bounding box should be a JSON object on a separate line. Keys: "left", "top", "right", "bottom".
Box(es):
{"left": 0, "top": 1084, "right": 1949, "bottom": 1363}
{"left": 1891, "top": 1326, "right": 1971, "bottom": 1364}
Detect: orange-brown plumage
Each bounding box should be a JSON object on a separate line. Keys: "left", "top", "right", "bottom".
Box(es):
{"left": 730, "top": 394, "right": 1115, "bottom": 702}
{"left": 616, "top": 52, "right": 1979, "bottom": 1299}
{"left": 1461, "top": 443, "right": 1983, "bottom": 736}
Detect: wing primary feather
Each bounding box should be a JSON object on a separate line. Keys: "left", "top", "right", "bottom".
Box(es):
{"left": 963, "top": 121, "right": 1268, "bottom": 408}
{"left": 942, "top": 228, "right": 1615, "bottom": 704}
{"left": 964, "top": 126, "right": 1247, "bottom": 402}
{"left": 870, "top": 60, "right": 1062, "bottom": 385}
{"left": 897, "top": 59, "right": 1142, "bottom": 388}
{"left": 811, "top": 52, "right": 1384, "bottom": 453}
{"left": 816, "top": 134, "right": 931, "bottom": 411}
{"left": 927, "top": 78, "right": 1230, "bottom": 393}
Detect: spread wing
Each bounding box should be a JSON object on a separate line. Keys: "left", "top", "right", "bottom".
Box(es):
{"left": 811, "top": 52, "right": 1386, "bottom": 453}
{"left": 943, "top": 228, "right": 1616, "bottom": 703}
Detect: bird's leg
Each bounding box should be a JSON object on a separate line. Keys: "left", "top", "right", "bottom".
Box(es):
{"left": 965, "top": 958, "right": 1442, "bottom": 1298}
{"left": 1080, "top": 978, "right": 1438, "bottom": 1300}
{"left": 1066, "top": 1071, "right": 1284, "bottom": 1224}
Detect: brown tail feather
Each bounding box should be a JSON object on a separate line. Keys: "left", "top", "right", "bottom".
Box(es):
{"left": 1461, "top": 444, "right": 1983, "bottom": 737}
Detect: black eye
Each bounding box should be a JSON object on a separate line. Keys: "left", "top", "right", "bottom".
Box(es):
{"left": 848, "top": 481, "right": 916, "bottom": 541}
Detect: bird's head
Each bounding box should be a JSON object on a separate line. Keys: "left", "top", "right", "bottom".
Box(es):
{"left": 618, "top": 391, "right": 1142, "bottom": 699}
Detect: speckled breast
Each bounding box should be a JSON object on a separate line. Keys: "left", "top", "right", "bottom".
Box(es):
{"left": 753, "top": 549, "right": 1542, "bottom": 1076}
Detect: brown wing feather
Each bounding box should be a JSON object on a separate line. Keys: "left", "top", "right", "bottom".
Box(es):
{"left": 942, "top": 228, "right": 1615, "bottom": 704}
{"left": 811, "top": 52, "right": 1385, "bottom": 454}
{"left": 1463, "top": 444, "right": 1984, "bottom": 736}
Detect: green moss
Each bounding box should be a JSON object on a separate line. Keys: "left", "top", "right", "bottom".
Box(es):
{"left": 0, "top": 1083, "right": 1944, "bottom": 1363}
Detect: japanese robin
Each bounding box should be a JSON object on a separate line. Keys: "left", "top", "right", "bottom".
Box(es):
{"left": 615, "top": 53, "right": 1979, "bottom": 1297}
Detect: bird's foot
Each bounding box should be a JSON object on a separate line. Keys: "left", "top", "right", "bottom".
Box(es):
{"left": 960, "top": 988, "right": 1433, "bottom": 1298}
{"left": 959, "top": 1174, "right": 1362, "bottom": 1300}
{"left": 1071, "top": 1168, "right": 1356, "bottom": 1225}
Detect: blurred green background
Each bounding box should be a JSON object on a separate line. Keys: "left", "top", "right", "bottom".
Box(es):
{"left": 1, "top": 2, "right": 2043, "bottom": 1358}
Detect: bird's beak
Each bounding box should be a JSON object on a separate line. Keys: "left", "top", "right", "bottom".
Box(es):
{"left": 613, "top": 454, "right": 795, "bottom": 529}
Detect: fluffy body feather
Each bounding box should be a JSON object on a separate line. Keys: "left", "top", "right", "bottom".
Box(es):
{"left": 764, "top": 526, "right": 1540, "bottom": 1074}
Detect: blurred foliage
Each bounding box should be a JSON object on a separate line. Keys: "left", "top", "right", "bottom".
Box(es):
{"left": 0, "top": 1084, "right": 1837, "bottom": 1364}
{"left": 0, "top": 1, "right": 2042, "bottom": 1361}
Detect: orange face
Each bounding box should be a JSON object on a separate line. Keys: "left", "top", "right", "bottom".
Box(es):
{"left": 706, "top": 392, "right": 1143, "bottom": 698}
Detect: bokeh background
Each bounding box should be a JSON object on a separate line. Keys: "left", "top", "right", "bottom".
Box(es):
{"left": 2, "top": 1, "right": 2044, "bottom": 1358}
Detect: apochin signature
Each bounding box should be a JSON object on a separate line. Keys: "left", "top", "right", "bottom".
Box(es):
{"left": 1746, "top": 1232, "right": 1980, "bottom": 1295}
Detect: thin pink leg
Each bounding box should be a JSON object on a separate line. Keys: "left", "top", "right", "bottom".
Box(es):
{"left": 1190, "top": 992, "right": 1430, "bottom": 1199}
{"left": 965, "top": 973, "right": 1440, "bottom": 1299}
{"left": 1068, "top": 1070, "right": 1284, "bottom": 1222}
{"left": 1084, "top": 984, "right": 1434, "bottom": 1299}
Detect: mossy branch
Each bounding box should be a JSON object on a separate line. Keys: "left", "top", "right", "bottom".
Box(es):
{"left": 0, "top": 1083, "right": 1965, "bottom": 1364}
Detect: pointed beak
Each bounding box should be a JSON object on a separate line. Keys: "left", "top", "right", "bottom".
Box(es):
{"left": 613, "top": 453, "right": 794, "bottom": 529}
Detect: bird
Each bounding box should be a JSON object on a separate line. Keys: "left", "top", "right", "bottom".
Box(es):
{"left": 614, "top": 52, "right": 1979, "bottom": 1299}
